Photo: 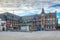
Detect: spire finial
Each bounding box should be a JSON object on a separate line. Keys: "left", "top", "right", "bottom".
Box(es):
{"left": 41, "top": 8, "right": 45, "bottom": 14}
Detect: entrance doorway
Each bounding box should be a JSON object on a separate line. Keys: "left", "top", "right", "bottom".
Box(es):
{"left": 2, "top": 27, "right": 5, "bottom": 31}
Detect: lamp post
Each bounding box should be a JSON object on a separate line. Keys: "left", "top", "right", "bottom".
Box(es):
{"left": 11, "top": 10, "right": 14, "bottom": 31}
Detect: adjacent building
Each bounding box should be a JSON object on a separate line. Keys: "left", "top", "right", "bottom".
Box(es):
{"left": 0, "top": 12, "right": 22, "bottom": 31}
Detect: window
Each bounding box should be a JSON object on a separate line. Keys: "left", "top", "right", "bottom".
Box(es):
{"left": 48, "top": 15, "right": 52, "bottom": 18}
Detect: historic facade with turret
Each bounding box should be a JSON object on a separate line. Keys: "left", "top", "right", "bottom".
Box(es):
{"left": 22, "top": 8, "right": 58, "bottom": 31}
{"left": 37, "top": 8, "right": 58, "bottom": 31}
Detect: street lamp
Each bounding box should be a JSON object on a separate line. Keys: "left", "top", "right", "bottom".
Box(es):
{"left": 11, "top": 9, "right": 15, "bottom": 31}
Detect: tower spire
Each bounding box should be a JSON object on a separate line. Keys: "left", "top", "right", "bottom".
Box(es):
{"left": 41, "top": 8, "right": 45, "bottom": 14}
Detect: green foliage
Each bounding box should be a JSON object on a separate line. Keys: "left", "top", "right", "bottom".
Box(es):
{"left": 58, "top": 24, "right": 60, "bottom": 28}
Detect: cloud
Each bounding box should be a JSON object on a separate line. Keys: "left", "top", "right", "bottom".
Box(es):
{"left": 0, "top": 0, "right": 60, "bottom": 15}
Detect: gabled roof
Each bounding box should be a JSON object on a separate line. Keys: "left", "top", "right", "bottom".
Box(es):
{"left": 0, "top": 12, "right": 22, "bottom": 21}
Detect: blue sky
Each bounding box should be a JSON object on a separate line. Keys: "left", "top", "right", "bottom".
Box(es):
{"left": 57, "top": 12, "right": 60, "bottom": 24}
{"left": 0, "top": 0, "right": 60, "bottom": 24}
{"left": 50, "top": 4, "right": 60, "bottom": 24}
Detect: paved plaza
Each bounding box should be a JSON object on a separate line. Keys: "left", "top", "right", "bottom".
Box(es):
{"left": 0, "top": 31, "right": 60, "bottom": 40}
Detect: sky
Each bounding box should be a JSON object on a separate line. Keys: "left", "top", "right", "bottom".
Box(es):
{"left": 0, "top": 0, "right": 60, "bottom": 24}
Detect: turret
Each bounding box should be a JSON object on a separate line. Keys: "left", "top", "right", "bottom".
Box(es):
{"left": 41, "top": 8, "right": 45, "bottom": 14}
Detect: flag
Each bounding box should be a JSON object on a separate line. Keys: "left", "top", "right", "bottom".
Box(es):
{"left": 4, "top": 21, "right": 6, "bottom": 26}
{"left": 10, "top": 21, "right": 12, "bottom": 27}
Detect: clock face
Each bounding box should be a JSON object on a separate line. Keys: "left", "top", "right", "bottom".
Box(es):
{"left": 42, "top": 14, "right": 44, "bottom": 16}
{"left": 41, "top": 14, "right": 45, "bottom": 17}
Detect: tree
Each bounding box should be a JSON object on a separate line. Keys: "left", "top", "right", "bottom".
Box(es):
{"left": 58, "top": 24, "right": 60, "bottom": 28}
